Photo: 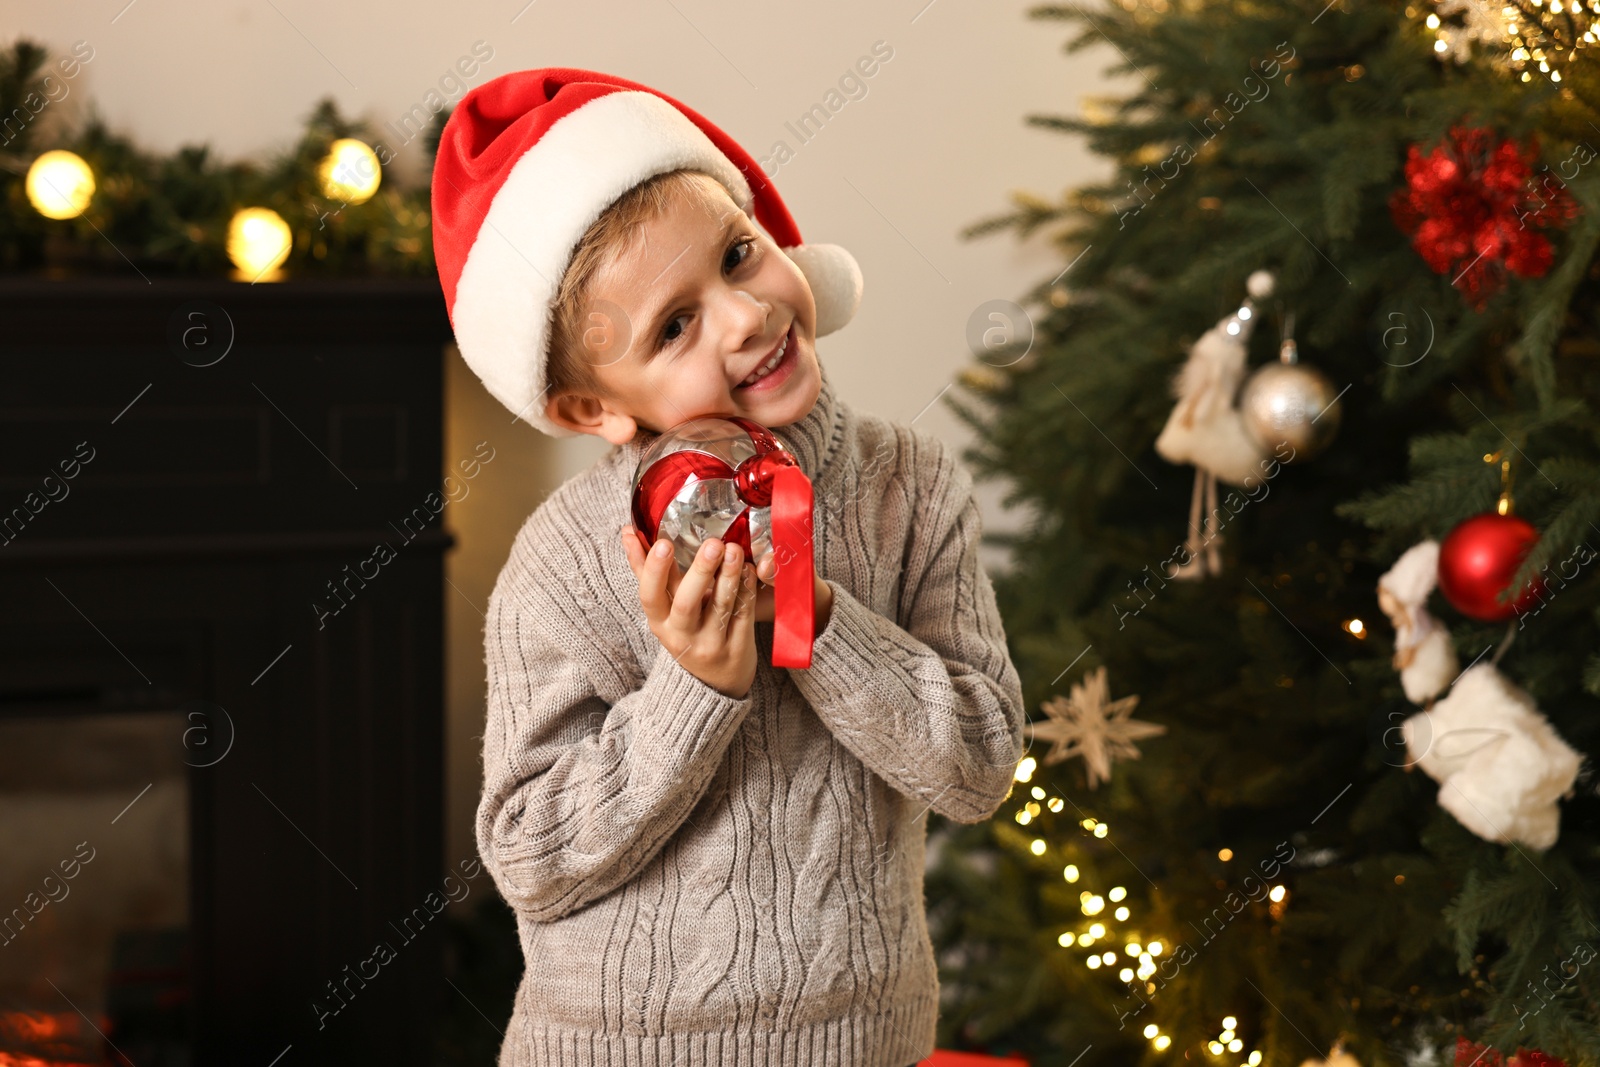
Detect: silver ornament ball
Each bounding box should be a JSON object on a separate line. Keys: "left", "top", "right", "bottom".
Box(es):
{"left": 1239, "top": 361, "right": 1342, "bottom": 460}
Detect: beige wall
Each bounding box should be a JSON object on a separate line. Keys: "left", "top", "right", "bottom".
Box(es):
{"left": 8, "top": 0, "right": 1124, "bottom": 884}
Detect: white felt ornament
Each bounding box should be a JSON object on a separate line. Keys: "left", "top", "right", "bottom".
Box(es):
{"left": 1376, "top": 540, "right": 1460, "bottom": 705}
{"left": 1154, "top": 270, "right": 1275, "bottom": 487}
{"left": 1155, "top": 270, "right": 1275, "bottom": 579}
{"left": 1401, "top": 663, "right": 1581, "bottom": 850}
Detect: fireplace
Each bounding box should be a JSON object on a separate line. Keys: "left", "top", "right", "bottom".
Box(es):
{"left": 0, "top": 277, "right": 453, "bottom": 1065}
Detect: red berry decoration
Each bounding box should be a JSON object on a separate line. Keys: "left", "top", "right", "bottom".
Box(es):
{"left": 1436, "top": 512, "right": 1544, "bottom": 621}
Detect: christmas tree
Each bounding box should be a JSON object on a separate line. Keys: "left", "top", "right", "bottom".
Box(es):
{"left": 926, "top": 2, "right": 1600, "bottom": 1065}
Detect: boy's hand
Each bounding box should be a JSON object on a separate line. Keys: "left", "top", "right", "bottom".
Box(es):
{"left": 620, "top": 527, "right": 757, "bottom": 699}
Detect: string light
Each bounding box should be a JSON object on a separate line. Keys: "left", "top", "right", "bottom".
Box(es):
{"left": 1114, "top": 906, "right": 1131, "bottom": 920}
{"left": 1064, "top": 864, "right": 1080, "bottom": 883}
{"left": 1015, "top": 757, "right": 1037, "bottom": 782}
{"left": 1269, "top": 885, "right": 1287, "bottom": 902}
{"left": 26, "top": 150, "right": 94, "bottom": 219}
{"left": 1343, "top": 618, "right": 1367, "bottom": 637}
{"left": 1154, "top": 1035, "right": 1172, "bottom": 1051}
{"left": 1089, "top": 923, "right": 1106, "bottom": 939}
{"left": 227, "top": 207, "right": 292, "bottom": 281}
{"left": 1087, "top": 955, "right": 1102, "bottom": 969}
{"left": 1423, "top": 0, "right": 1596, "bottom": 82}
{"left": 1094, "top": 823, "right": 1109, "bottom": 838}
{"left": 1119, "top": 967, "right": 1135, "bottom": 982}
{"left": 1217, "top": 848, "right": 1233, "bottom": 861}
{"left": 1108, "top": 886, "right": 1128, "bottom": 902}
{"left": 1031, "top": 839, "right": 1047, "bottom": 855}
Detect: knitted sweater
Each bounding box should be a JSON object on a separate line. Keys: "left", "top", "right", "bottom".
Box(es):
{"left": 477, "top": 364, "right": 1026, "bottom": 1066}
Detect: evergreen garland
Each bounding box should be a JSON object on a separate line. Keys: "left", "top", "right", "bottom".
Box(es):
{"left": 0, "top": 38, "right": 440, "bottom": 278}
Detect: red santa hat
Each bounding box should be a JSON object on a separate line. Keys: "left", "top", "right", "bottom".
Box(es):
{"left": 430, "top": 67, "right": 864, "bottom": 437}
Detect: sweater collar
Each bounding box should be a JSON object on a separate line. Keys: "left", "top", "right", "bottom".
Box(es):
{"left": 609, "top": 361, "right": 844, "bottom": 489}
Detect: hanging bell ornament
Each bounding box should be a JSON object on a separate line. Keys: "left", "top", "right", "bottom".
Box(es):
{"left": 1238, "top": 319, "right": 1342, "bottom": 461}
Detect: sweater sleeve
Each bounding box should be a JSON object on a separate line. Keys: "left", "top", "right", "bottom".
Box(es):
{"left": 476, "top": 548, "right": 754, "bottom": 923}
{"left": 788, "top": 435, "right": 1026, "bottom": 825}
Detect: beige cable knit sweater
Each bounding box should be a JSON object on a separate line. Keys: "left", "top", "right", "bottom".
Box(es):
{"left": 477, "top": 364, "right": 1026, "bottom": 1066}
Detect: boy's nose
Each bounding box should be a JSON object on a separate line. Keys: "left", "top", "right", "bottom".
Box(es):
{"left": 718, "top": 288, "right": 770, "bottom": 348}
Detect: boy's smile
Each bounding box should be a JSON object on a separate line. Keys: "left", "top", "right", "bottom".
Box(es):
{"left": 545, "top": 174, "right": 823, "bottom": 445}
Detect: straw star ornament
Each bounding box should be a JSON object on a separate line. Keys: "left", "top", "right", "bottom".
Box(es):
{"left": 1030, "top": 666, "right": 1164, "bottom": 789}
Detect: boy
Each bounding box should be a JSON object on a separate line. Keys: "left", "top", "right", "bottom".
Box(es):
{"left": 432, "top": 68, "right": 1025, "bottom": 1067}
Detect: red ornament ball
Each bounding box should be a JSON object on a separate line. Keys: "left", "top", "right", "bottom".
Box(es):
{"left": 1436, "top": 512, "right": 1544, "bottom": 621}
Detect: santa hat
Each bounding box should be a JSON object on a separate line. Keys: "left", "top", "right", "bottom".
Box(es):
{"left": 430, "top": 67, "right": 864, "bottom": 437}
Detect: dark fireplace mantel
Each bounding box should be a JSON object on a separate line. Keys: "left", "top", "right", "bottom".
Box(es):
{"left": 0, "top": 276, "right": 455, "bottom": 1065}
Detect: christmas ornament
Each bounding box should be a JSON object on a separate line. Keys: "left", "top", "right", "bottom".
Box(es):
{"left": 1238, "top": 311, "right": 1342, "bottom": 461}
{"left": 1388, "top": 125, "right": 1581, "bottom": 310}
{"left": 1437, "top": 512, "right": 1544, "bottom": 621}
{"left": 1455, "top": 1035, "right": 1569, "bottom": 1066}
{"left": 631, "top": 416, "right": 815, "bottom": 668}
{"left": 1029, "top": 666, "right": 1163, "bottom": 789}
{"left": 1155, "top": 269, "right": 1274, "bottom": 486}
{"left": 1155, "top": 269, "right": 1276, "bottom": 579}
{"left": 1377, "top": 539, "right": 1460, "bottom": 705}
{"left": 1401, "top": 663, "right": 1580, "bottom": 850}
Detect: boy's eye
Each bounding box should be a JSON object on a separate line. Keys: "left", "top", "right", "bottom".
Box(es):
{"left": 724, "top": 236, "right": 756, "bottom": 273}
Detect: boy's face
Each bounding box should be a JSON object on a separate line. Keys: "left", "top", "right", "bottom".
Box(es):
{"left": 545, "top": 178, "right": 822, "bottom": 445}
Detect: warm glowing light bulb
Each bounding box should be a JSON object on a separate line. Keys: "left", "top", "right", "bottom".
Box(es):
{"left": 1109, "top": 886, "right": 1127, "bottom": 902}
{"left": 1093, "top": 823, "right": 1109, "bottom": 838}
{"left": 1223, "top": 1016, "right": 1237, "bottom": 1030}
{"left": 1126, "top": 943, "right": 1142, "bottom": 956}
{"left": 1031, "top": 839, "right": 1046, "bottom": 855}
{"left": 1065, "top": 865, "right": 1080, "bottom": 882}
{"left": 1144, "top": 1024, "right": 1160, "bottom": 1039}
{"left": 1228, "top": 1039, "right": 1244, "bottom": 1053}
{"left": 1078, "top": 932, "right": 1094, "bottom": 946}
{"left": 228, "top": 208, "right": 293, "bottom": 280}
{"left": 1102, "top": 950, "right": 1117, "bottom": 965}
{"left": 1148, "top": 941, "right": 1163, "bottom": 955}
{"left": 1269, "top": 885, "right": 1287, "bottom": 902}
{"left": 1016, "top": 757, "right": 1036, "bottom": 782}
{"left": 319, "top": 138, "right": 382, "bottom": 204}
{"left": 1217, "top": 848, "right": 1233, "bottom": 861}
{"left": 26, "top": 150, "right": 95, "bottom": 219}
{"left": 1089, "top": 923, "right": 1106, "bottom": 938}
{"left": 1154, "top": 1036, "right": 1172, "bottom": 1051}
{"left": 1210, "top": 1041, "right": 1225, "bottom": 1056}
{"left": 1114, "top": 906, "right": 1131, "bottom": 921}
{"left": 1087, "top": 955, "right": 1102, "bottom": 969}
{"left": 1119, "top": 967, "right": 1135, "bottom": 982}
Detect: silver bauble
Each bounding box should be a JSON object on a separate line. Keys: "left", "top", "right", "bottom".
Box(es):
{"left": 1238, "top": 341, "right": 1342, "bottom": 460}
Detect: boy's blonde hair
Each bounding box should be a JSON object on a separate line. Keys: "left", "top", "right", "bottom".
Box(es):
{"left": 547, "top": 168, "right": 731, "bottom": 400}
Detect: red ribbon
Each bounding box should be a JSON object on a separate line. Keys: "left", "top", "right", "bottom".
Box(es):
{"left": 631, "top": 419, "right": 814, "bottom": 668}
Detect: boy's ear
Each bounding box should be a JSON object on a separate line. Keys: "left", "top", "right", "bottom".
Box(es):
{"left": 544, "top": 390, "right": 639, "bottom": 446}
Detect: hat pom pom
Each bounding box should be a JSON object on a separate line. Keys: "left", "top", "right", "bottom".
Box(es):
{"left": 786, "top": 243, "right": 862, "bottom": 337}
